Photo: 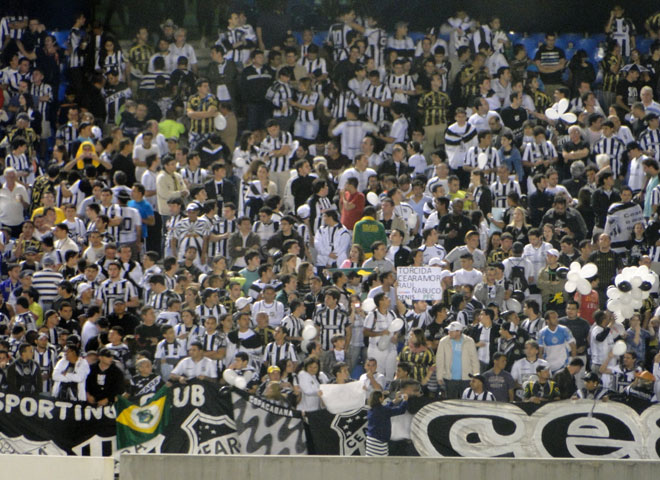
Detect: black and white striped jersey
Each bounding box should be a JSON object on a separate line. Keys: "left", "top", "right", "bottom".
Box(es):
{"left": 326, "top": 23, "right": 352, "bottom": 61}
{"left": 260, "top": 130, "right": 294, "bottom": 173}
{"left": 34, "top": 345, "right": 58, "bottom": 393}
{"left": 199, "top": 331, "right": 227, "bottom": 352}
{"left": 313, "top": 305, "right": 351, "bottom": 350}
{"left": 174, "top": 218, "right": 211, "bottom": 258}
{"left": 195, "top": 303, "right": 227, "bottom": 322}
{"left": 462, "top": 387, "right": 496, "bottom": 401}
{"left": 592, "top": 135, "right": 625, "bottom": 178}
{"left": 365, "top": 83, "right": 392, "bottom": 124}
{"left": 490, "top": 178, "right": 522, "bottom": 208}
{"left": 639, "top": 128, "right": 660, "bottom": 162}
{"left": 4, "top": 152, "right": 30, "bottom": 175}
{"left": 404, "top": 309, "right": 432, "bottom": 335}
{"left": 30, "top": 83, "right": 52, "bottom": 119}
{"left": 263, "top": 341, "right": 297, "bottom": 366}
{"left": 96, "top": 278, "right": 138, "bottom": 314}
{"left": 445, "top": 122, "right": 478, "bottom": 169}
{"left": 386, "top": 73, "right": 414, "bottom": 104}
{"left": 299, "top": 57, "right": 327, "bottom": 76}
{"left": 67, "top": 28, "right": 87, "bottom": 68}
{"left": 102, "top": 83, "right": 132, "bottom": 124}
{"left": 281, "top": 314, "right": 304, "bottom": 339}
{"left": 270, "top": 81, "right": 294, "bottom": 117}
{"left": 295, "top": 91, "right": 320, "bottom": 123}
{"left": 465, "top": 146, "right": 501, "bottom": 183}
{"left": 325, "top": 89, "right": 359, "bottom": 120}
{"left": 56, "top": 123, "right": 78, "bottom": 156}
{"left": 365, "top": 27, "right": 387, "bottom": 66}
{"left": 148, "top": 289, "right": 179, "bottom": 313}
{"left": 180, "top": 166, "right": 208, "bottom": 185}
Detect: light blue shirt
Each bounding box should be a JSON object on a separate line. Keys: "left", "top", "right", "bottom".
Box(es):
{"left": 451, "top": 339, "right": 463, "bottom": 380}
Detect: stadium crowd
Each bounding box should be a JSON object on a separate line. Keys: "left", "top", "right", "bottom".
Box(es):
{"left": 2, "top": 1, "right": 660, "bottom": 454}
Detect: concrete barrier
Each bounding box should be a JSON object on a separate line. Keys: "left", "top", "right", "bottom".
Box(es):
{"left": 120, "top": 455, "right": 659, "bottom": 480}
{"left": 1, "top": 455, "right": 113, "bottom": 480}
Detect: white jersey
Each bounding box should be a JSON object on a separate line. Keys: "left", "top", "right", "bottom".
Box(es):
{"left": 171, "top": 356, "right": 218, "bottom": 379}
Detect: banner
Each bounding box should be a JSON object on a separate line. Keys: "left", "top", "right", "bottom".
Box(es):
{"left": 0, "top": 386, "right": 659, "bottom": 460}
{"left": 411, "top": 400, "right": 660, "bottom": 459}
{"left": 231, "top": 390, "right": 307, "bottom": 455}
{"left": 306, "top": 407, "right": 368, "bottom": 455}
{"left": 396, "top": 267, "right": 445, "bottom": 301}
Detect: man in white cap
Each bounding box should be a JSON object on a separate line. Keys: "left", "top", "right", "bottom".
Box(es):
{"left": 537, "top": 248, "right": 567, "bottom": 313}
{"left": 435, "top": 321, "right": 479, "bottom": 398}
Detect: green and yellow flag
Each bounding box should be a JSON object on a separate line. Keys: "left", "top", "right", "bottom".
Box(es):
{"left": 115, "top": 386, "right": 170, "bottom": 448}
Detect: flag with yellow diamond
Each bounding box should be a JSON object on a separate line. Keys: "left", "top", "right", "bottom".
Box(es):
{"left": 115, "top": 386, "right": 170, "bottom": 448}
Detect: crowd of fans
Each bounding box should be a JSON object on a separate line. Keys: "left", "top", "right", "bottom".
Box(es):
{"left": 2, "top": 2, "right": 660, "bottom": 455}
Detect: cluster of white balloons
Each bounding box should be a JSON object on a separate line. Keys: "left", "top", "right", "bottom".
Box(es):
{"left": 222, "top": 369, "right": 253, "bottom": 390}
{"left": 606, "top": 266, "right": 655, "bottom": 320}
{"left": 564, "top": 262, "right": 598, "bottom": 295}
{"left": 545, "top": 98, "right": 577, "bottom": 124}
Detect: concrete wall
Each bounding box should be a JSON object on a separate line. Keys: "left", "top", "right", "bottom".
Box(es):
{"left": 120, "top": 455, "right": 659, "bottom": 480}
{"left": 2, "top": 455, "right": 113, "bottom": 480}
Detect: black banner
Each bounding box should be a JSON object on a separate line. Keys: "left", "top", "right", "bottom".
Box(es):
{"left": 0, "top": 386, "right": 659, "bottom": 460}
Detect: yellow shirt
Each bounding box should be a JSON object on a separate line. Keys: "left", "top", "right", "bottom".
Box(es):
{"left": 31, "top": 303, "right": 44, "bottom": 327}
{"left": 31, "top": 206, "right": 66, "bottom": 224}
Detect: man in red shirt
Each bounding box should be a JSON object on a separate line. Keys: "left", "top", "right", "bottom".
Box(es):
{"left": 340, "top": 177, "right": 365, "bottom": 231}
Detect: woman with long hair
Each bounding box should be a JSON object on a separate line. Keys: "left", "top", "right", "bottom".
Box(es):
{"left": 504, "top": 206, "right": 529, "bottom": 243}
{"left": 296, "top": 262, "right": 314, "bottom": 297}
{"left": 542, "top": 223, "right": 561, "bottom": 249}
{"left": 233, "top": 130, "right": 259, "bottom": 180}
{"left": 340, "top": 244, "right": 365, "bottom": 268}
{"left": 96, "top": 36, "right": 127, "bottom": 81}
{"left": 398, "top": 328, "right": 435, "bottom": 383}
{"left": 365, "top": 389, "right": 408, "bottom": 456}
{"left": 468, "top": 170, "right": 492, "bottom": 216}
{"left": 576, "top": 186, "right": 595, "bottom": 235}
{"left": 244, "top": 162, "right": 277, "bottom": 220}
{"left": 279, "top": 253, "right": 299, "bottom": 276}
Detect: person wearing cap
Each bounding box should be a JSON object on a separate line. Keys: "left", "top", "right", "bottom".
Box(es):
{"left": 51, "top": 344, "right": 90, "bottom": 401}
{"left": 573, "top": 371, "right": 610, "bottom": 400}
{"left": 34, "top": 329, "right": 58, "bottom": 394}
{"left": 462, "top": 373, "right": 496, "bottom": 401}
{"left": 435, "top": 320, "right": 479, "bottom": 399}
{"left": 263, "top": 326, "right": 297, "bottom": 369}
{"left": 173, "top": 202, "right": 211, "bottom": 265}
{"left": 86, "top": 347, "right": 125, "bottom": 405}
{"left": 536, "top": 248, "right": 567, "bottom": 313}
{"left": 523, "top": 364, "right": 560, "bottom": 404}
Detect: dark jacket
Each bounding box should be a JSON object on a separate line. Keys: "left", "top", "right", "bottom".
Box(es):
{"left": 553, "top": 367, "right": 578, "bottom": 399}
{"left": 590, "top": 188, "right": 620, "bottom": 229}
{"left": 240, "top": 65, "right": 274, "bottom": 103}
{"left": 366, "top": 401, "right": 408, "bottom": 442}
{"left": 86, "top": 362, "right": 125, "bottom": 402}
{"left": 204, "top": 178, "right": 237, "bottom": 211}
{"left": 377, "top": 159, "right": 413, "bottom": 178}
{"left": 529, "top": 189, "right": 554, "bottom": 226}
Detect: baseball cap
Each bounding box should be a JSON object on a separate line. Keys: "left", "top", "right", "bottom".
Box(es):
{"left": 37, "top": 332, "right": 49, "bottom": 340}
{"left": 116, "top": 190, "right": 131, "bottom": 201}
{"left": 19, "top": 270, "right": 33, "bottom": 279}
{"left": 469, "top": 373, "right": 486, "bottom": 384}
{"left": 547, "top": 249, "right": 560, "bottom": 258}
{"left": 267, "top": 365, "right": 281, "bottom": 374}
{"left": 296, "top": 205, "right": 310, "bottom": 219}
{"left": 429, "top": 257, "right": 444, "bottom": 266}
{"left": 42, "top": 257, "right": 55, "bottom": 267}
{"left": 186, "top": 203, "right": 200, "bottom": 212}
{"left": 313, "top": 156, "right": 327, "bottom": 167}
{"left": 235, "top": 297, "right": 252, "bottom": 310}
{"left": 447, "top": 321, "right": 464, "bottom": 332}
{"left": 25, "top": 246, "right": 39, "bottom": 254}
{"left": 98, "top": 348, "right": 113, "bottom": 357}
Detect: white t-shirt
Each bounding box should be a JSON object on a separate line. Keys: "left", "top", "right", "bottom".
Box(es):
{"left": 171, "top": 356, "right": 218, "bottom": 379}
{"left": 0, "top": 183, "right": 28, "bottom": 226}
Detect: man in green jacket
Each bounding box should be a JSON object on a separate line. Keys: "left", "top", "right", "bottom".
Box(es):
{"left": 352, "top": 206, "right": 387, "bottom": 258}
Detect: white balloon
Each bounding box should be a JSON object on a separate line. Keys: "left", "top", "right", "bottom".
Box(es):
{"left": 631, "top": 289, "right": 643, "bottom": 301}
{"left": 366, "top": 192, "right": 380, "bottom": 206}
{"left": 560, "top": 112, "right": 577, "bottom": 124}
{"left": 389, "top": 318, "right": 404, "bottom": 333}
{"left": 406, "top": 212, "right": 418, "bottom": 230}
{"left": 581, "top": 263, "right": 598, "bottom": 278}
{"left": 222, "top": 369, "right": 238, "bottom": 385}
{"left": 631, "top": 276, "right": 642, "bottom": 288}
{"left": 643, "top": 291, "right": 651, "bottom": 299}
{"left": 300, "top": 339, "right": 310, "bottom": 354}
{"left": 214, "top": 113, "right": 227, "bottom": 131}
{"left": 362, "top": 298, "right": 376, "bottom": 312}
{"left": 234, "top": 376, "right": 247, "bottom": 389}
{"left": 303, "top": 319, "right": 315, "bottom": 328}
{"left": 508, "top": 298, "right": 522, "bottom": 313}
{"left": 615, "top": 274, "right": 625, "bottom": 286}
{"left": 557, "top": 98, "right": 569, "bottom": 114}
{"left": 567, "top": 271, "right": 580, "bottom": 282}
{"left": 607, "top": 299, "right": 621, "bottom": 312}
{"left": 565, "top": 280, "right": 577, "bottom": 293}
{"left": 607, "top": 286, "right": 621, "bottom": 300}
{"left": 302, "top": 325, "right": 317, "bottom": 341}
{"left": 611, "top": 340, "right": 627, "bottom": 356}
{"left": 577, "top": 280, "right": 592, "bottom": 295}
{"left": 632, "top": 298, "right": 643, "bottom": 309}
{"left": 622, "top": 305, "right": 635, "bottom": 318}
{"left": 545, "top": 108, "right": 560, "bottom": 120}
